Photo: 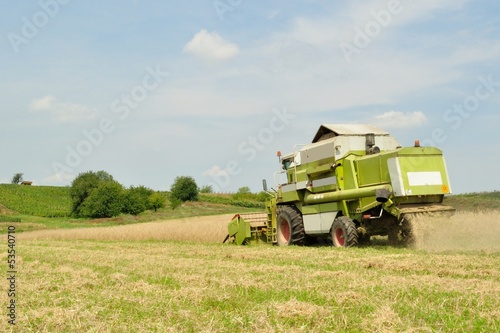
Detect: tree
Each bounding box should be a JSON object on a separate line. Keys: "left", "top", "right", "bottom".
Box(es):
{"left": 79, "top": 181, "right": 124, "bottom": 218}
{"left": 11, "top": 173, "right": 23, "bottom": 184}
{"left": 200, "top": 185, "right": 213, "bottom": 193}
{"left": 148, "top": 192, "right": 166, "bottom": 212}
{"left": 122, "top": 186, "right": 154, "bottom": 215}
{"left": 237, "top": 186, "right": 251, "bottom": 194}
{"left": 170, "top": 176, "right": 198, "bottom": 202}
{"left": 122, "top": 190, "right": 146, "bottom": 216}
{"left": 70, "top": 170, "right": 115, "bottom": 216}
{"left": 233, "top": 186, "right": 254, "bottom": 201}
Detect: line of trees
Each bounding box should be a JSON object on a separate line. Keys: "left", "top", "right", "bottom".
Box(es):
{"left": 70, "top": 171, "right": 166, "bottom": 218}
{"left": 70, "top": 172, "right": 205, "bottom": 218}
{"left": 43, "top": 170, "right": 265, "bottom": 219}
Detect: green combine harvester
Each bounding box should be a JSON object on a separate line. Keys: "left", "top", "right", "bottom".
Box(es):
{"left": 224, "top": 124, "right": 454, "bottom": 247}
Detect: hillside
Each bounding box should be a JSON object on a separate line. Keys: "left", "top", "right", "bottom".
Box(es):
{"left": 444, "top": 191, "right": 500, "bottom": 211}
{"left": 0, "top": 184, "right": 261, "bottom": 233}
{"left": 0, "top": 184, "right": 498, "bottom": 233}
{"left": 0, "top": 184, "right": 71, "bottom": 217}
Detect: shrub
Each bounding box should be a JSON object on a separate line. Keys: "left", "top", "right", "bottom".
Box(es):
{"left": 169, "top": 195, "right": 182, "bottom": 210}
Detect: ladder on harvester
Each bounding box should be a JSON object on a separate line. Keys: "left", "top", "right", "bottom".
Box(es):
{"left": 265, "top": 198, "right": 277, "bottom": 244}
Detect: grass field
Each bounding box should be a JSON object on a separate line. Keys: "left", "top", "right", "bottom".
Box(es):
{"left": 4, "top": 210, "right": 499, "bottom": 332}
{"left": 0, "top": 184, "right": 71, "bottom": 218}
{"left": 6, "top": 241, "right": 499, "bottom": 332}
{"left": 1, "top": 186, "right": 499, "bottom": 331}
{"left": 444, "top": 191, "right": 500, "bottom": 211}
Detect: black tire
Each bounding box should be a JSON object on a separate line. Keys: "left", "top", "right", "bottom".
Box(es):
{"left": 331, "top": 216, "right": 358, "bottom": 247}
{"left": 276, "top": 205, "right": 305, "bottom": 246}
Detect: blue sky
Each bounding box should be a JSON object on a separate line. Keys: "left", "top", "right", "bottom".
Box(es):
{"left": 1, "top": 0, "right": 499, "bottom": 193}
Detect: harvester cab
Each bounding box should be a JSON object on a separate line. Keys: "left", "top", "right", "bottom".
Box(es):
{"left": 225, "top": 124, "right": 454, "bottom": 247}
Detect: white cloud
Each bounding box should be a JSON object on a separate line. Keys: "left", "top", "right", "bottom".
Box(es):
{"left": 369, "top": 111, "right": 428, "bottom": 129}
{"left": 30, "top": 95, "right": 97, "bottom": 123}
{"left": 203, "top": 165, "right": 229, "bottom": 178}
{"left": 183, "top": 29, "right": 240, "bottom": 61}
{"left": 30, "top": 95, "right": 56, "bottom": 110}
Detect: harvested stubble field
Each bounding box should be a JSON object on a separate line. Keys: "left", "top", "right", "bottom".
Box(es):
{"left": 3, "top": 211, "right": 500, "bottom": 332}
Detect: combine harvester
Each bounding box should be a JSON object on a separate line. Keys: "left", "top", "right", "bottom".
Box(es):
{"left": 224, "top": 124, "right": 454, "bottom": 247}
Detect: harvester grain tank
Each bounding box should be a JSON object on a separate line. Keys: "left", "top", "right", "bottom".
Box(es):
{"left": 225, "top": 124, "right": 454, "bottom": 247}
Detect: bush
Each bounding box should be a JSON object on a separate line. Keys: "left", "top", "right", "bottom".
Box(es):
{"left": 170, "top": 176, "right": 198, "bottom": 202}
{"left": 79, "top": 181, "right": 124, "bottom": 218}
{"left": 122, "top": 186, "right": 154, "bottom": 215}
{"left": 169, "top": 195, "right": 182, "bottom": 210}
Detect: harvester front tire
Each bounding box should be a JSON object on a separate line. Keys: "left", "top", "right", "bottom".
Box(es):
{"left": 331, "top": 216, "right": 358, "bottom": 247}
{"left": 276, "top": 206, "right": 305, "bottom": 246}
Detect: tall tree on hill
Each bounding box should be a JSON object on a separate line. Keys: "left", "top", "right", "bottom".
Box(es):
{"left": 11, "top": 173, "right": 23, "bottom": 184}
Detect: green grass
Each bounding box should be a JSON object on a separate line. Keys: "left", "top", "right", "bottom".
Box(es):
{"left": 0, "top": 184, "right": 71, "bottom": 217}
{"left": 199, "top": 193, "right": 265, "bottom": 209}
{"left": 13, "top": 240, "right": 500, "bottom": 332}
{"left": 444, "top": 191, "right": 500, "bottom": 211}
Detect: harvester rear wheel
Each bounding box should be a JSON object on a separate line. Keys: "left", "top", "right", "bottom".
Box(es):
{"left": 276, "top": 206, "right": 305, "bottom": 246}
{"left": 331, "top": 216, "right": 358, "bottom": 247}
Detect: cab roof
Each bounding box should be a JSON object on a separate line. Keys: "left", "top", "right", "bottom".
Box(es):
{"left": 312, "top": 124, "right": 389, "bottom": 143}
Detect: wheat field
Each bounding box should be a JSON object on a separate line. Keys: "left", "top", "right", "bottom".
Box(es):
{"left": 18, "top": 211, "right": 500, "bottom": 253}
{"left": 18, "top": 214, "right": 234, "bottom": 243}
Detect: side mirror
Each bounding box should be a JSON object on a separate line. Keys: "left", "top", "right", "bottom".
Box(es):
{"left": 262, "top": 179, "right": 268, "bottom": 192}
